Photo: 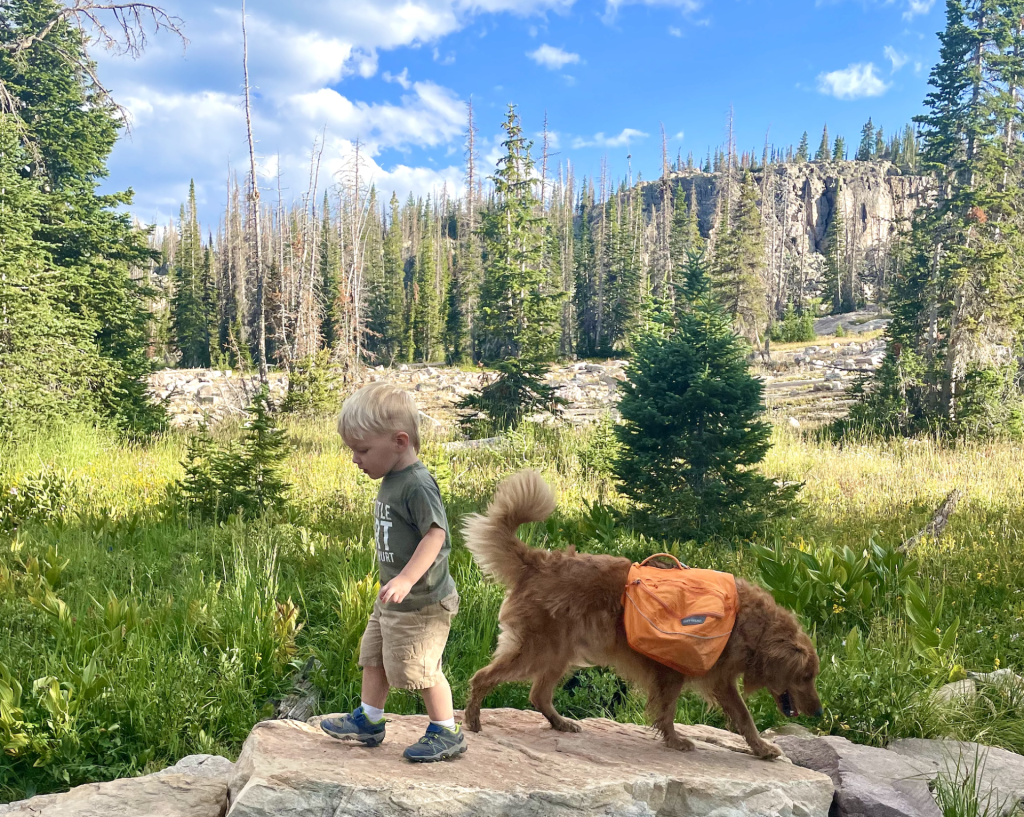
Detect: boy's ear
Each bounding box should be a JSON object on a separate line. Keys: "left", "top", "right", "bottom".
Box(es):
{"left": 394, "top": 430, "right": 410, "bottom": 449}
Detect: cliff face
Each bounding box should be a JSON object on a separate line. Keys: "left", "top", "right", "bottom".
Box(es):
{"left": 643, "top": 161, "right": 934, "bottom": 295}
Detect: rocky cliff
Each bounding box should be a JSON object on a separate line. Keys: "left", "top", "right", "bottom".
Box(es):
{"left": 642, "top": 161, "right": 933, "bottom": 299}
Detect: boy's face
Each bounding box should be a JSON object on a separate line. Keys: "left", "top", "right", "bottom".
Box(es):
{"left": 344, "top": 432, "right": 408, "bottom": 479}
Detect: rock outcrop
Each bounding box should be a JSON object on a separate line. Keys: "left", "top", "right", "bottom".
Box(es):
{"left": 228, "top": 709, "right": 834, "bottom": 817}
{"left": 775, "top": 733, "right": 1024, "bottom": 817}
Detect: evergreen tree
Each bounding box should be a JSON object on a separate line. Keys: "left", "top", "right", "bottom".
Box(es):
{"left": 170, "top": 181, "right": 213, "bottom": 368}
{"left": 856, "top": 117, "right": 876, "bottom": 160}
{"left": 573, "top": 187, "right": 599, "bottom": 358}
{"left": 833, "top": 136, "right": 847, "bottom": 161}
{"left": 613, "top": 253, "right": 796, "bottom": 537}
{"left": 412, "top": 215, "right": 440, "bottom": 362}
{"left": 815, "top": 125, "right": 831, "bottom": 161}
{"left": 318, "top": 191, "right": 341, "bottom": 350}
{"left": 874, "top": 126, "right": 887, "bottom": 159}
{"left": 850, "top": 0, "right": 1024, "bottom": 434}
{"left": 463, "top": 104, "right": 562, "bottom": 430}
{"left": 381, "top": 193, "right": 405, "bottom": 364}
{"left": 795, "top": 131, "right": 810, "bottom": 162}
{"left": 712, "top": 171, "right": 766, "bottom": 340}
{"left": 475, "top": 104, "right": 561, "bottom": 364}
{"left": 822, "top": 180, "right": 855, "bottom": 313}
{"left": 362, "top": 189, "right": 389, "bottom": 363}
{"left": 0, "top": 0, "right": 163, "bottom": 434}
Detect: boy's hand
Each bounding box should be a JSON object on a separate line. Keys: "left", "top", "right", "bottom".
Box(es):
{"left": 379, "top": 575, "right": 414, "bottom": 605}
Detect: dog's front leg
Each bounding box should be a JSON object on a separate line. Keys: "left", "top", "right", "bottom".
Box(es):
{"left": 647, "top": 675, "right": 694, "bottom": 752}
{"left": 711, "top": 681, "right": 781, "bottom": 760}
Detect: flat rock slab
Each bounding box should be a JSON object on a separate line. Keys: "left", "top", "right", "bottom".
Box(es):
{"left": 228, "top": 708, "right": 833, "bottom": 817}
{"left": 775, "top": 735, "right": 940, "bottom": 817}
{"left": 888, "top": 738, "right": 1024, "bottom": 816}
{"left": 0, "top": 773, "right": 227, "bottom": 817}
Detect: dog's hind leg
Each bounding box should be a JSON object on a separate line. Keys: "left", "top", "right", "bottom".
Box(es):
{"left": 709, "top": 680, "right": 780, "bottom": 760}
{"left": 464, "top": 648, "right": 531, "bottom": 733}
{"left": 529, "top": 664, "right": 580, "bottom": 733}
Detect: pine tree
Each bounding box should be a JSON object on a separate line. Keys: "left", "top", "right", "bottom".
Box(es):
{"left": 796, "top": 131, "right": 810, "bottom": 162}
{"left": 381, "top": 193, "right": 405, "bottom": 364}
{"left": 815, "top": 125, "right": 831, "bottom": 161}
{"left": 850, "top": 0, "right": 1024, "bottom": 435}
{"left": 170, "top": 181, "right": 213, "bottom": 368}
{"left": 573, "top": 186, "right": 599, "bottom": 358}
{"left": 613, "top": 254, "right": 795, "bottom": 537}
{"left": 712, "top": 171, "right": 766, "bottom": 340}
{"left": 463, "top": 104, "right": 563, "bottom": 430}
{"left": 874, "top": 126, "right": 887, "bottom": 159}
{"left": 0, "top": 0, "right": 164, "bottom": 434}
{"left": 476, "top": 104, "right": 561, "bottom": 364}
{"left": 822, "top": 180, "right": 855, "bottom": 313}
{"left": 412, "top": 213, "right": 440, "bottom": 362}
{"left": 833, "top": 136, "right": 847, "bottom": 161}
{"left": 318, "top": 191, "right": 341, "bottom": 350}
{"left": 0, "top": 117, "right": 100, "bottom": 436}
{"left": 856, "top": 117, "right": 876, "bottom": 160}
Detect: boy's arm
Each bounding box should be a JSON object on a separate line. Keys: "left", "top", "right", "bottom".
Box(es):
{"left": 379, "top": 525, "right": 446, "bottom": 604}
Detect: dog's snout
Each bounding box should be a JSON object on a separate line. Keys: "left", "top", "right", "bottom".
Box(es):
{"left": 813, "top": 705, "right": 823, "bottom": 718}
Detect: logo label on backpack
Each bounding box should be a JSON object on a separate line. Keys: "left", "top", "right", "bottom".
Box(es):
{"left": 680, "top": 615, "right": 708, "bottom": 626}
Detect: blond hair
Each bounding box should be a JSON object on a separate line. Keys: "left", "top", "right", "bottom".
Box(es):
{"left": 338, "top": 382, "right": 421, "bottom": 452}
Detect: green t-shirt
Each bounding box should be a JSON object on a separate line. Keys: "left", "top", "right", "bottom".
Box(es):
{"left": 373, "top": 461, "right": 456, "bottom": 612}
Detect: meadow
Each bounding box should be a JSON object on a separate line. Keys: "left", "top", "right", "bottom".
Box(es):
{"left": 1, "top": 416, "right": 1023, "bottom": 801}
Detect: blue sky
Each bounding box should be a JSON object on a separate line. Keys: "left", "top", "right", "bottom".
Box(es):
{"left": 94, "top": 0, "right": 945, "bottom": 227}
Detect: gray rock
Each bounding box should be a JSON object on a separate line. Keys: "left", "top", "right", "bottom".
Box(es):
{"left": 228, "top": 709, "right": 834, "bottom": 817}
{"left": 888, "top": 738, "right": 1024, "bottom": 816}
{"left": 0, "top": 773, "right": 226, "bottom": 817}
{"left": 933, "top": 679, "right": 977, "bottom": 705}
{"left": 775, "top": 734, "right": 940, "bottom": 817}
{"left": 154, "top": 753, "right": 235, "bottom": 781}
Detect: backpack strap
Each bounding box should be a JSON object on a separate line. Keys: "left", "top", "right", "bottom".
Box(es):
{"left": 637, "top": 552, "right": 689, "bottom": 570}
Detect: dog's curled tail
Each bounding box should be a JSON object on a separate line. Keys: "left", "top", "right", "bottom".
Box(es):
{"left": 463, "top": 469, "right": 556, "bottom": 587}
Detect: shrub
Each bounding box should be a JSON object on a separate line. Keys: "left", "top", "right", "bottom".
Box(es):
{"left": 457, "top": 359, "right": 564, "bottom": 434}
{"left": 770, "top": 303, "right": 816, "bottom": 343}
{"left": 279, "top": 352, "right": 343, "bottom": 417}
{"left": 175, "top": 387, "right": 291, "bottom": 521}
{"left": 613, "top": 254, "right": 797, "bottom": 537}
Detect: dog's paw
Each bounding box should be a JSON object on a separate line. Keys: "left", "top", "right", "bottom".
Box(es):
{"left": 462, "top": 713, "right": 482, "bottom": 733}
{"left": 666, "top": 736, "right": 696, "bottom": 752}
{"left": 751, "top": 740, "right": 782, "bottom": 760}
{"left": 551, "top": 717, "right": 582, "bottom": 733}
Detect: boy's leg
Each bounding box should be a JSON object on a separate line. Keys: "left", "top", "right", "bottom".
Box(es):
{"left": 361, "top": 664, "right": 390, "bottom": 711}
{"left": 321, "top": 605, "right": 388, "bottom": 745}
{"left": 419, "top": 674, "right": 454, "bottom": 723}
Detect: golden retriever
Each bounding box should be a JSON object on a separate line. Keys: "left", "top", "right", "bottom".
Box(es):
{"left": 461, "top": 470, "right": 822, "bottom": 759}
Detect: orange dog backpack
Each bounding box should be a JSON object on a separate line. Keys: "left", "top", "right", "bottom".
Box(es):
{"left": 622, "top": 553, "right": 738, "bottom": 676}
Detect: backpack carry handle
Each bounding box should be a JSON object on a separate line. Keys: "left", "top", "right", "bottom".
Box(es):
{"left": 638, "top": 552, "right": 688, "bottom": 570}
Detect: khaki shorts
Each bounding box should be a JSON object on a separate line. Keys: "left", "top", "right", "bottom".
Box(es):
{"left": 358, "top": 593, "right": 459, "bottom": 690}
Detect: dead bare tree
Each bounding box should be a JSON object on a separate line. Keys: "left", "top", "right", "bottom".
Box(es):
{"left": 240, "top": 0, "right": 267, "bottom": 384}
{"left": 1, "top": 1, "right": 187, "bottom": 128}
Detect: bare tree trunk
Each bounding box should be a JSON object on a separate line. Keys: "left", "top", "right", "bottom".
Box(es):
{"left": 241, "top": 0, "right": 267, "bottom": 384}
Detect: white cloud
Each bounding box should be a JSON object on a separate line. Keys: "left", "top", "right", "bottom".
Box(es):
{"left": 383, "top": 68, "right": 412, "bottom": 89}
{"left": 527, "top": 44, "right": 580, "bottom": 70}
{"left": 884, "top": 46, "right": 909, "bottom": 72}
{"left": 903, "top": 0, "right": 934, "bottom": 19}
{"left": 94, "top": 0, "right": 577, "bottom": 223}
{"left": 572, "top": 128, "right": 649, "bottom": 149}
{"left": 816, "top": 63, "right": 891, "bottom": 100}
{"left": 672, "top": 130, "right": 685, "bottom": 140}
{"left": 668, "top": 26, "right": 682, "bottom": 36}
{"left": 603, "top": 0, "right": 700, "bottom": 22}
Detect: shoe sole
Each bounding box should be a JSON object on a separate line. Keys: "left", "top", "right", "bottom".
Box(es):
{"left": 320, "top": 725, "right": 385, "bottom": 747}
{"left": 404, "top": 743, "right": 467, "bottom": 763}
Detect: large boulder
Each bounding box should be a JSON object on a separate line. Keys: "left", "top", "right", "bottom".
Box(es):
{"left": 888, "top": 738, "right": 1024, "bottom": 816}
{"left": 774, "top": 734, "right": 940, "bottom": 817}
{"left": 0, "top": 773, "right": 227, "bottom": 817}
{"left": 227, "top": 708, "right": 834, "bottom": 817}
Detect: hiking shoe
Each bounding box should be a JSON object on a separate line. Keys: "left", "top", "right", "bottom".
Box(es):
{"left": 403, "top": 723, "right": 467, "bottom": 762}
{"left": 320, "top": 707, "right": 386, "bottom": 747}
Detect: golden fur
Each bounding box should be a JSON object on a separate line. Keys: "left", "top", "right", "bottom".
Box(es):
{"left": 462, "top": 470, "right": 822, "bottom": 759}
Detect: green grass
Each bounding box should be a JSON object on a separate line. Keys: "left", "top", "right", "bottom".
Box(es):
{"left": 1, "top": 419, "right": 1023, "bottom": 801}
